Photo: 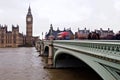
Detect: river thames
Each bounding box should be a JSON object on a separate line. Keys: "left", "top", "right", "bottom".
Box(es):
{"left": 0, "top": 47, "right": 102, "bottom": 80}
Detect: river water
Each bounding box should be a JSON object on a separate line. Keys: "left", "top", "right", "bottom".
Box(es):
{"left": 0, "top": 47, "right": 102, "bottom": 80}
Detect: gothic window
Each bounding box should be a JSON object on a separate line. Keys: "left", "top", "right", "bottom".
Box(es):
{"left": 1, "top": 40, "right": 3, "bottom": 44}
{"left": 14, "top": 40, "right": 16, "bottom": 43}
{"left": 1, "top": 34, "right": 4, "bottom": 38}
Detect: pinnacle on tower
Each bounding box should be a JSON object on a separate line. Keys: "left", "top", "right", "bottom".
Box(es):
{"left": 27, "top": 5, "right": 32, "bottom": 16}
{"left": 28, "top": 5, "right": 31, "bottom": 12}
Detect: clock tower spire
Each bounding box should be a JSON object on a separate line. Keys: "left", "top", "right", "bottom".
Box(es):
{"left": 26, "top": 6, "right": 33, "bottom": 46}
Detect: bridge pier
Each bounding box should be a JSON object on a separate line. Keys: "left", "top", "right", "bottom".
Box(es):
{"left": 37, "top": 44, "right": 41, "bottom": 52}
{"left": 44, "top": 40, "right": 54, "bottom": 69}
{"left": 35, "top": 41, "right": 41, "bottom": 52}
{"left": 39, "top": 41, "right": 44, "bottom": 56}
{"left": 48, "top": 44, "right": 53, "bottom": 65}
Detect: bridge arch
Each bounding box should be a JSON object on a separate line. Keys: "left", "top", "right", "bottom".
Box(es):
{"left": 54, "top": 52, "right": 88, "bottom": 68}
{"left": 53, "top": 49, "right": 116, "bottom": 80}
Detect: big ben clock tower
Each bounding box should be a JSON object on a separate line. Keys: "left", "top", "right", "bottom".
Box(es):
{"left": 26, "top": 6, "right": 33, "bottom": 46}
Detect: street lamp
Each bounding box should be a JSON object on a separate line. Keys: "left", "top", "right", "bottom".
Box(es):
{"left": 42, "top": 32, "right": 43, "bottom": 40}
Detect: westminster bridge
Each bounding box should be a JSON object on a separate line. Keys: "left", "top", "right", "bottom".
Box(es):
{"left": 35, "top": 40, "right": 120, "bottom": 80}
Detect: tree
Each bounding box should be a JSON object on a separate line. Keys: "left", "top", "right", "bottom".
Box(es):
{"left": 88, "top": 32, "right": 100, "bottom": 40}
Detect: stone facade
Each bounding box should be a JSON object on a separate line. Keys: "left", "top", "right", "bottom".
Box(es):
{"left": 75, "top": 28, "right": 90, "bottom": 39}
{"left": 75, "top": 28, "right": 114, "bottom": 40}
{"left": 0, "top": 25, "right": 25, "bottom": 47}
{"left": 45, "top": 24, "right": 74, "bottom": 40}
{"left": 0, "top": 6, "right": 37, "bottom": 47}
{"left": 95, "top": 28, "right": 114, "bottom": 39}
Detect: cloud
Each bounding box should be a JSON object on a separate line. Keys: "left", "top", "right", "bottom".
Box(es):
{"left": 32, "top": 0, "right": 93, "bottom": 23}
{"left": 0, "top": 0, "right": 120, "bottom": 38}
{"left": 114, "top": 0, "right": 120, "bottom": 11}
{"left": 32, "top": 0, "right": 120, "bottom": 35}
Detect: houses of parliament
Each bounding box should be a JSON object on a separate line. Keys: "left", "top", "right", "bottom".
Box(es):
{"left": 0, "top": 6, "right": 37, "bottom": 47}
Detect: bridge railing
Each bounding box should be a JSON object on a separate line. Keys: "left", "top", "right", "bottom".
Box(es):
{"left": 53, "top": 40, "right": 120, "bottom": 52}
{"left": 52, "top": 40, "right": 120, "bottom": 63}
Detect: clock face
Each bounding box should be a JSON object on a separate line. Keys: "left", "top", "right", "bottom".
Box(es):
{"left": 27, "top": 17, "right": 31, "bottom": 21}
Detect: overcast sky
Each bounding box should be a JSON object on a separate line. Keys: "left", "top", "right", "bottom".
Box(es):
{"left": 0, "top": 0, "right": 120, "bottom": 38}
